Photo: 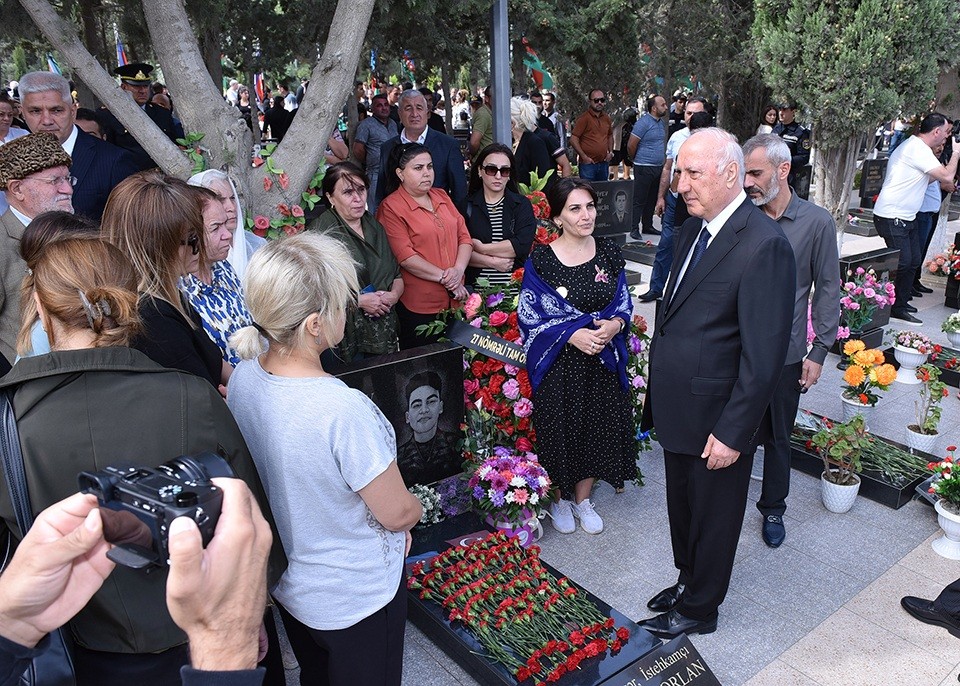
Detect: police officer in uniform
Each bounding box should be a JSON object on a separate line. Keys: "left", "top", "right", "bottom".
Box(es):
{"left": 99, "top": 62, "right": 179, "bottom": 171}
{"left": 772, "top": 101, "right": 810, "bottom": 191}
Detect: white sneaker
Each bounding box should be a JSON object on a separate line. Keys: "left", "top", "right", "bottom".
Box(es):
{"left": 549, "top": 498, "right": 576, "bottom": 534}
{"left": 572, "top": 498, "right": 604, "bottom": 534}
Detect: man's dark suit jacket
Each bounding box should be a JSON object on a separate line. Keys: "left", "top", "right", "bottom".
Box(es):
{"left": 70, "top": 128, "right": 139, "bottom": 221}
{"left": 375, "top": 129, "right": 467, "bottom": 208}
{"left": 100, "top": 102, "right": 180, "bottom": 171}
{"left": 642, "top": 197, "right": 795, "bottom": 456}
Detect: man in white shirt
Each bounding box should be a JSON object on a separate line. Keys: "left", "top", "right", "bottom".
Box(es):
{"left": 873, "top": 113, "right": 960, "bottom": 323}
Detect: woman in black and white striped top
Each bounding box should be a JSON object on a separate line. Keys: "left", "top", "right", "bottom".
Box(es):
{"left": 460, "top": 143, "right": 537, "bottom": 287}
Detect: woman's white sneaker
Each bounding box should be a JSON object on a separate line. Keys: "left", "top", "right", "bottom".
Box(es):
{"left": 549, "top": 498, "right": 576, "bottom": 533}
{"left": 572, "top": 498, "right": 603, "bottom": 534}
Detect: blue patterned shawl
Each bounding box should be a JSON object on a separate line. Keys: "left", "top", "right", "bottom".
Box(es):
{"left": 517, "top": 257, "right": 633, "bottom": 392}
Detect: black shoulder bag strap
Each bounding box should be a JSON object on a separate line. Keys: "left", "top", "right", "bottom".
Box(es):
{"left": 0, "top": 390, "right": 77, "bottom": 686}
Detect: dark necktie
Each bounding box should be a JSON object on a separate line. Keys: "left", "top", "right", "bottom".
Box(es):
{"left": 671, "top": 226, "right": 711, "bottom": 303}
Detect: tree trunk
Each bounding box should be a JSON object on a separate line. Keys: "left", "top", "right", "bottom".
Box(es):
{"left": 811, "top": 133, "right": 860, "bottom": 242}
{"left": 18, "top": 0, "right": 193, "bottom": 176}
{"left": 441, "top": 62, "right": 452, "bottom": 132}
{"left": 717, "top": 70, "right": 769, "bottom": 144}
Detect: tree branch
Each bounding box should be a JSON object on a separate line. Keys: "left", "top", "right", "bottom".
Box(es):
{"left": 19, "top": 0, "right": 192, "bottom": 177}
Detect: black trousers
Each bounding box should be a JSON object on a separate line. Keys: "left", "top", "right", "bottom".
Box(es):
{"left": 664, "top": 446, "right": 754, "bottom": 621}
{"left": 74, "top": 644, "right": 190, "bottom": 686}
{"left": 758, "top": 361, "right": 804, "bottom": 517}
{"left": 396, "top": 302, "right": 443, "bottom": 351}
{"left": 276, "top": 574, "right": 406, "bottom": 686}
{"left": 935, "top": 578, "right": 960, "bottom": 618}
{"left": 631, "top": 164, "right": 663, "bottom": 232}
{"left": 873, "top": 215, "right": 918, "bottom": 311}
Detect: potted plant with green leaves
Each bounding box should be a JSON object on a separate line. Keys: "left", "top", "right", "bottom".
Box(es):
{"left": 905, "top": 363, "right": 948, "bottom": 453}
{"left": 893, "top": 330, "right": 934, "bottom": 384}
{"left": 811, "top": 414, "right": 870, "bottom": 513}
{"left": 928, "top": 447, "right": 960, "bottom": 559}
{"left": 942, "top": 312, "right": 960, "bottom": 348}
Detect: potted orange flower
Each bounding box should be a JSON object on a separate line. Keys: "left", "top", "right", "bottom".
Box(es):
{"left": 840, "top": 339, "right": 897, "bottom": 428}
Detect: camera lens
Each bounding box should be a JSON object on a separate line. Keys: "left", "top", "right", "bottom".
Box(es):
{"left": 157, "top": 452, "right": 235, "bottom": 483}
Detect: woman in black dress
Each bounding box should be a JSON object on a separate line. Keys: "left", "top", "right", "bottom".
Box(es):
{"left": 518, "top": 178, "right": 635, "bottom": 535}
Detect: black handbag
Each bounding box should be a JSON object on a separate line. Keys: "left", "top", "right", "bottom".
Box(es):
{"left": 0, "top": 391, "right": 77, "bottom": 686}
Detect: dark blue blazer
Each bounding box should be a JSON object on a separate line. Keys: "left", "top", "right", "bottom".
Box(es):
{"left": 70, "top": 128, "right": 139, "bottom": 222}
{"left": 375, "top": 128, "right": 467, "bottom": 208}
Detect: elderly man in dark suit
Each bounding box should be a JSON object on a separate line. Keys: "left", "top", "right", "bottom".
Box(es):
{"left": 0, "top": 133, "right": 74, "bottom": 361}
{"left": 638, "top": 128, "right": 795, "bottom": 638}
{"left": 375, "top": 89, "right": 466, "bottom": 208}
{"left": 18, "top": 71, "right": 137, "bottom": 221}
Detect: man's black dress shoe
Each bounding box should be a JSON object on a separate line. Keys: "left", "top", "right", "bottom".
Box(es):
{"left": 638, "top": 609, "right": 717, "bottom": 638}
{"left": 762, "top": 514, "right": 785, "bottom": 548}
{"left": 647, "top": 583, "right": 685, "bottom": 612}
{"left": 644, "top": 227, "right": 662, "bottom": 236}
{"left": 904, "top": 303, "right": 918, "bottom": 313}
{"left": 915, "top": 283, "right": 934, "bottom": 294}
{"left": 891, "top": 310, "right": 922, "bottom": 324}
{"left": 629, "top": 229, "right": 641, "bottom": 240}
{"left": 901, "top": 596, "right": 960, "bottom": 638}
{"left": 638, "top": 290, "right": 662, "bottom": 303}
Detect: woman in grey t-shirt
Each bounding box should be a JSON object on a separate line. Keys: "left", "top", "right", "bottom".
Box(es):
{"left": 227, "top": 233, "right": 422, "bottom": 686}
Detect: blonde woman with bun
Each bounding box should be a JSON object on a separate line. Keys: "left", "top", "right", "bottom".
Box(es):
{"left": 0, "top": 236, "right": 283, "bottom": 685}
{"left": 227, "top": 232, "right": 421, "bottom": 686}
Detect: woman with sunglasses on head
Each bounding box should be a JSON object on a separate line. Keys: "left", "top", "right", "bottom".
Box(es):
{"left": 377, "top": 143, "right": 472, "bottom": 349}
{"left": 460, "top": 143, "right": 536, "bottom": 287}
{"left": 102, "top": 171, "right": 229, "bottom": 390}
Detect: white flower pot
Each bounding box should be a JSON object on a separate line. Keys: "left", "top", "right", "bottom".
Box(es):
{"left": 904, "top": 425, "right": 939, "bottom": 454}
{"left": 948, "top": 331, "right": 960, "bottom": 348}
{"left": 840, "top": 395, "right": 874, "bottom": 431}
{"left": 821, "top": 471, "right": 861, "bottom": 513}
{"left": 933, "top": 500, "right": 960, "bottom": 560}
{"left": 894, "top": 344, "right": 927, "bottom": 384}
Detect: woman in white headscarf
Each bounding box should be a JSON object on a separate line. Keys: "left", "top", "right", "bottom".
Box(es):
{"left": 187, "top": 169, "right": 266, "bottom": 279}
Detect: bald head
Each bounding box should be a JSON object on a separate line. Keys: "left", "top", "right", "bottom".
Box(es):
{"left": 676, "top": 128, "right": 744, "bottom": 221}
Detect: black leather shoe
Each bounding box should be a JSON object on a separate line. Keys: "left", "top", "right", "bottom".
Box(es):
{"left": 629, "top": 229, "right": 641, "bottom": 240}
{"left": 901, "top": 596, "right": 960, "bottom": 638}
{"left": 638, "top": 609, "right": 717, "bottom": 638}
{"left": 638, "top": 290, "right": 662, "bottom": 303}
{"left": 762, "top": 514, "right": 785, "bottom": 548}
{"left": 647, "top": 583, "right": 685, "bottom": 612}
{"left": 904, "top": 303, "right": 918, "bottom": 313}
{"left": 644, "top": 227, "right": 662, "bottom": 236}
{"left": 915, "top": 283, "right": 934, "bottom": 294}
{"left": 891, "top": 309, "right": 922, "bottom": 324}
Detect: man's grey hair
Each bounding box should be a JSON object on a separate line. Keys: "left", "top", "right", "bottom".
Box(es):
{"left": 742, "top": 133, "right": 791, "bottom": 168}
{"left": 398, "top": 89, "right": 426, "bottom": 107}
{"left": 18, "top": 71, "right": 72, "bottom": 104}
{"left": 687, "top": 128, "right": 745, "bottom": 184}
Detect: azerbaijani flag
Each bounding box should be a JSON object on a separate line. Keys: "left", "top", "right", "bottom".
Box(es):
{"left": 47, "top": 53, "right": 62, "bottom": 75}
{"left": 116, "top": 38, "right": 128, "bottom": 67}
{"left": 253, "top": 73, "right": 264, "bottom": 103}
{"left": 522, "top": 38, "right": 553, "bottom": 90}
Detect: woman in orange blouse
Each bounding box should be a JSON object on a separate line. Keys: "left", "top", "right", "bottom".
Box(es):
{"left": 377, "top": 143, "right": 472, "bottom": 349}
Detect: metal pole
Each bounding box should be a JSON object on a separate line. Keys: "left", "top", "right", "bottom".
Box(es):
{"left": 490, "top": 0, "right": 511, "bottom": 145}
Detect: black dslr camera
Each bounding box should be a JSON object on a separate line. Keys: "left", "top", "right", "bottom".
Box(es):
{"left": 78, "top": 452, "right": 235, "bottom": 569}
{"left": 952, "top": 119, "right": 960, "bottom": 144}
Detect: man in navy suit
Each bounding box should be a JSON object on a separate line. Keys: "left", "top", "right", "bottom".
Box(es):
{"left": 375, "top": 89, "right": 466, "bottom": 208}
{"left": 639, "top": 128, "right": 795, "bottom": 638}
{"left": 18, "top": 72, "right": 137, "bottom": 221}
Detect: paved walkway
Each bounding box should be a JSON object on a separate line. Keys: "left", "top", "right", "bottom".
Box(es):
{"left": 396, "top": 221, "right": 960, "bottom": 685}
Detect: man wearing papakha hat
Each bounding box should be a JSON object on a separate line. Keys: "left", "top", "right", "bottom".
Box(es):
{"left": 0, "top": 132, "right": 74, "bottom": 361}
{"left": 99, "top": 62, "right": 180, "bottom": 171}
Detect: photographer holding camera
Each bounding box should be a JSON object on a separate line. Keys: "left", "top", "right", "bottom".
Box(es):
{"left": 0, "top": 479, "right": 271, "bottom": 686}
{"left": 0, "top": 235, "right": 286, "bottom": 684}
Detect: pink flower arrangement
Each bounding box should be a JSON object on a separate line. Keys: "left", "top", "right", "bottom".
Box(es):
{"left": 836, "top": 267, "right": 895, "bottom": 338}
{"left": 468, "top": 449, "right": 551, "bottom": 524}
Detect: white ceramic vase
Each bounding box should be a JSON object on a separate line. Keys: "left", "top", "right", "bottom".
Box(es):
{"left": 933, "top": 500, "right": 960, "bottom": 560}
{"left": 947, "top": 331, "right": 960, "bottom": 348}
{"left": 904, "top": 425, "right": 939, "bottom": 454}
{"left": 821, "top": 471, "right": 861, "bottom": 513}
{"left": 894, "top": 345, "right": 928, "bottom": 384}
{"left": 840, "top": 395, "right": 874, "bottom": 431}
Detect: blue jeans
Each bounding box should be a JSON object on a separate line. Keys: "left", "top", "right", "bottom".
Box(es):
{"left": 648, "top": 193, "right": 677, "bottom": 294}
{"left": 579, "top": 161, "right": 610, "bottom": 182}
{"left": 873, "top": 214, "right": 918, "bottom": 311}
{"left": 915, "top": 210, "right": 937, "bottom": 283}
